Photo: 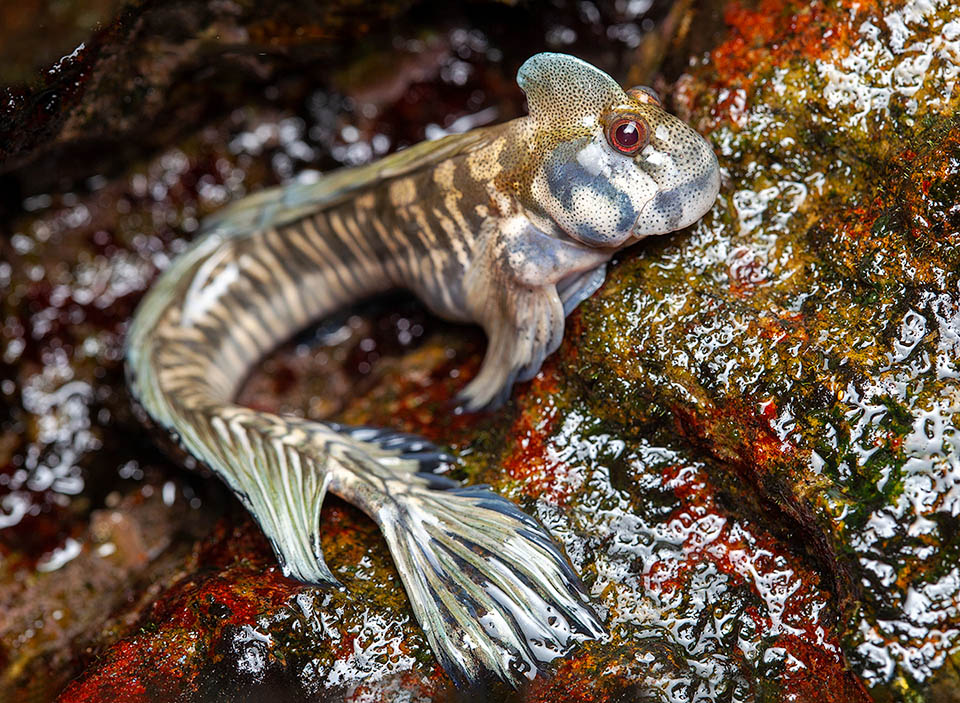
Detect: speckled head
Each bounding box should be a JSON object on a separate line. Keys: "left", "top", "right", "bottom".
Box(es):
{"left": 519, "top": 53, "right": 720, "bottom": 248}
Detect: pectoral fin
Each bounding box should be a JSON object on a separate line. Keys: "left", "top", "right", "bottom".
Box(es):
{"left": 459, "top": 216, "right": 610, "bottom": 410}
{"left": 459, "top": 282, "right": 566, "bottom": 410}
{"left": 557, "top": 263, "right": 607, "bottom": 316}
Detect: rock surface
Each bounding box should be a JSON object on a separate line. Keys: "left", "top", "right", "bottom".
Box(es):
{"left": 1, "top": 0, "right": 959, "bottom": 701}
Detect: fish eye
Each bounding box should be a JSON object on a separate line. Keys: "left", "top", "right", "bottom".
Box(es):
{"left": 606, "top": 114, "right": 648, "bottom": 156}
{"left": 627, "top": 85, "right": 662, "bottom": 107}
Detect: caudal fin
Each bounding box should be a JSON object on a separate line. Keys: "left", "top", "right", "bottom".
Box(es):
{"left": 331, "top": 443, "right": 605, "bottom": 687}
{"left": 381, "top": 484, "right": 604, "bottom": 686}
{"left": 185, "top": 408, "right": 604, "bottom": 686}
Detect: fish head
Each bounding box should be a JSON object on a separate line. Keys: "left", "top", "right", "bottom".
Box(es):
{"left": 518, "top": 52, "right": 720, "bottom": 249}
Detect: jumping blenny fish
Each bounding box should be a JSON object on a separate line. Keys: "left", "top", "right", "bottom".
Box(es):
{"left": 125, "top": 53, "right": 720, "bottom": 687}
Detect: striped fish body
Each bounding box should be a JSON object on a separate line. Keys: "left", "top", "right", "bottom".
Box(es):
{"left": 125, "top": 117, "right": 608, "bottom": 686}
{"left": 125, "top": 52, "right": 720, "bottom": 688}
{"left": 129, "top": 125, "right": 505, "bottom": 397}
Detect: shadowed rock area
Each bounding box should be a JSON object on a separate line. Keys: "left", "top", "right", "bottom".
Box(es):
{"left": 1, "top": 0, "right": 959, "bottom": 701}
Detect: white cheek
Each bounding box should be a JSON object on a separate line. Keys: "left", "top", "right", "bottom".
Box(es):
{"left": 574, "top": 187, "right": 620, "bottom": 224}
{"left": 575, "top": 140, "right": 610, "bottom": 177}
{"left": 579, "top": 138, "right": 660, "bottom": 221}
{"left": 532, "top": 170, "right": 618, "bottom": 238}
{"left": 640, "top": 143, "right": 672, "bottom": 169}
{"left": 608, "top": 152, "right": 659, "bottom": 218}
{"left": 534, "top": 169, "right": 657, "bottom": 244}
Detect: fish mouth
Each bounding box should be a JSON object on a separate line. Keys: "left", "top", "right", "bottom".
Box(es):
{"left": 631, "top": 153, "right": 721, "bottom": 238}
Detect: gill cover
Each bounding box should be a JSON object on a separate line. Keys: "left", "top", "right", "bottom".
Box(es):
{"left": 518, "top": 53, "right": 719, "bottom": 248}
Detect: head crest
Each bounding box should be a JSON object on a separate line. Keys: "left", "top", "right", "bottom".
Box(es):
{"left": 517, "top": 53, "right": 626, "bottom": 127}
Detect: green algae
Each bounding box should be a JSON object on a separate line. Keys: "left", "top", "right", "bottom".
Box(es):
{"left": 568, "top": 0, "right": 960, "bottom": 698}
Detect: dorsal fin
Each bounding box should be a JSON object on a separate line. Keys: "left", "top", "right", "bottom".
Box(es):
{"left": 202, "top": 127, "right": 497, "bottom": 239}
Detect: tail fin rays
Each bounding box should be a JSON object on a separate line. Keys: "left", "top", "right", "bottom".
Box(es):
{"left": 360, "top": 473, "right": 605, "bottom": 688}
{"left": 184, "top": 407, "right": 603, "bottom": 687}
{"left": 193, "top": 408, "right": 341, "bottom": 586}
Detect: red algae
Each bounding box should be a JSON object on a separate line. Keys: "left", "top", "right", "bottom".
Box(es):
{"left": 499, "top": 366, "right": 577, "bottom": 504}
{"left": 57, "top": 522, "right": 297, "bottom": 703}
{"left": 772, "top": 635, "right": 873, "bottom": 703}
{"left": 653, "top": 463, "right": 867, "bottom": 702}
{"left": 60, "top": 638, "right": 183, "bottom": 703}
{"left": 697, "top": 0, "right": 867, "bottom": 131}
{"left": 710, "top": 0, "right": 859, "bottom": 86}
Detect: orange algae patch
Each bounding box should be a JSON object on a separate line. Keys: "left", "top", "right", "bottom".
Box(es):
{"left": 58, "top": 522, "right": 301, "bottom": 703}
{"left": 525, "top": 650, "right": 624, "bottom": 703}
{"left": 339, "top": 336, "right": 487, "bottom": 446}
{"left": 809, "top": 120, "right": 960, "bottom": 293}
{"left": 58, "top": 639, "right": 170, "bottom": 703}
{"left": 706, "top": 0, "right": 864, "bottom": 121}
{"left": 712, "top": 0, "right": 862, "bottom": 82}
{"left": 672, "top": 398, "right": 791, "bottom": 481}
{"left": 772, "top": 634, "right": 873, "bottom": 703}
{"left": 670, "top": 395, "right": 859, "bottom": 607}
{"left": 498, "top": 364, "right": 579, "bottom": 505}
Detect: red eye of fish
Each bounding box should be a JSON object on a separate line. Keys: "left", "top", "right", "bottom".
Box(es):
{"left": 607, "top": 116, "right": 647, "bottom": 156}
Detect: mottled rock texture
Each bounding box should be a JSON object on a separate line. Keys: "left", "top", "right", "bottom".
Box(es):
{"left": 1, "top": 0, "right": 959, "bottom": 701}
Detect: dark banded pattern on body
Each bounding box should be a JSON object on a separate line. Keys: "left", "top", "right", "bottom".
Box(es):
{"left": 142, "top": 171, "right": 485, "bottom": 407}
{"left": 126, "top": 52, "right": 720, "bottom": 688}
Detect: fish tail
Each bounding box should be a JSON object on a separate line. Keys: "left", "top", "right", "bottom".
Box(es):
{"left": 185, "top": 405, "right": 604, "bottom": 686}
{"left": 326, "top": 427, "right": 606, "bottom": 687}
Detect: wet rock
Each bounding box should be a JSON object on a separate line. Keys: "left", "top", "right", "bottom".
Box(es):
{"left": 0, "top": 489, "right": 216, "bottom": 702}
{"left": 574, "top": 0, "right": 960, "bottom": 699}
{"left": 3, "top": 0, "right": 960, "bottom": 701}
{"left": 0, "top": 0, "right": 125, "bottom": 85}
{"left": 0, "top": 0, "right": 424, "bottom": 193}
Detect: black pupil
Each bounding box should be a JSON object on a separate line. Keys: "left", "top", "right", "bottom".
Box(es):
{"left": 615, "top": 122, "right": 639, "bottom": 149}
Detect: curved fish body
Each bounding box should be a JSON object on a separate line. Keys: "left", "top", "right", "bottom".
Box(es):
{"left": 125, "top": 53, "right": 720, "bottom": 687}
